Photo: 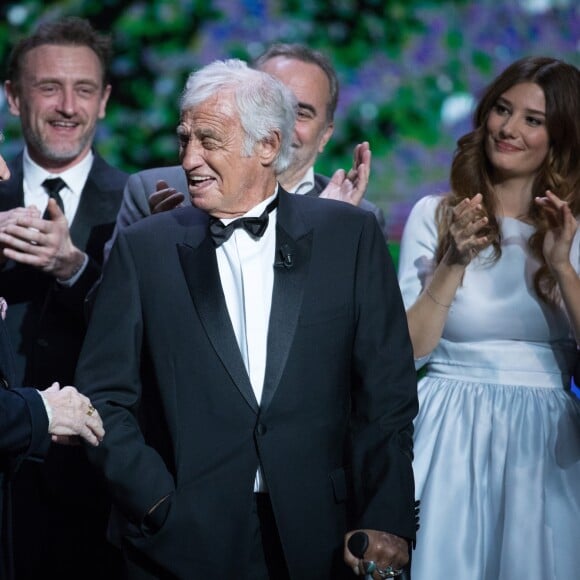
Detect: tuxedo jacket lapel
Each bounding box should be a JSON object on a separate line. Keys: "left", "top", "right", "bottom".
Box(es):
{"left": 176, "top": 190, "right": 312, "bottom": 415}
{"left": 177, "top": 227, "right": 259, "bottom": 414}
{"left": 261, "top": 191, "right": 312, "bottom": 412}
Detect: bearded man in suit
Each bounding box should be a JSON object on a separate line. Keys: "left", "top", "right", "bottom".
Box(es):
{"left": 104, "top": 44, "right": 387, "bottom": 260}
{"left": 0, "top": 17, "right": 126, "bottom": 578}
{"left": 76, "top": 58, "right": 417, "bottom": 579}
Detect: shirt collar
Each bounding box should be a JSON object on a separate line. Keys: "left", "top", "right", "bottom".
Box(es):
{"left": 23, "top": 147, "right": 94, "bottom": 197}
{"left": 287, "top": 166, "right": 315, "bottom": 195}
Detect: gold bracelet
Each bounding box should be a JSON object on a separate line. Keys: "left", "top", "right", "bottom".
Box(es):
{"left": 425, "top": 286, "right": 452, "bottom": 308}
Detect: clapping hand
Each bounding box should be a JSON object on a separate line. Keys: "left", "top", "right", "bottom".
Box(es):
{"left": 320, "top": 141, "right": 371, "bottom": 207}
{"left": 148, "top": 179, "right": 186, "bottom": 214}
{"left": 0, "top": 200, "right": 85, "bottom": 280}
{"left": 445, "top": 193, "right": 490, "bottom": 266}
{"left": 535, "top": 190, "right": 577, "bottom": 274}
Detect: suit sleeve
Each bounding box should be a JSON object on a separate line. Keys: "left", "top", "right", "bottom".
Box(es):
{"left": 103, "top": 172, "right": 153, "bottom": 263}
{"left": 75, "top": 229, "right": 175, "bottom": 526}
{"left": 0, "top": 387, "right": 49, "bottom": 459}
{"left": 359, "top": 198, "right": 389, "bottom": 243}
{"left": 350, "top": 212, "right": 418, "bottom": 542}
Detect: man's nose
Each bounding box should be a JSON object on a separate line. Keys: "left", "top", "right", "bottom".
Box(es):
{"left": 55, "top": 87, "right": 76, "bottom": 117}
{"left": 181, "top": 142, "right": 204, "bottom": 170}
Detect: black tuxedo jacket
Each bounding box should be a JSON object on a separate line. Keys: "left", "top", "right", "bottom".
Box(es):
{"left": 0, "top": 152, "right": 127, "bottom": 387}
{"left": 77, "top": 189, "right": 417, "bottom": 579}
{"left": 0, "top": 317, "right": 49, "bottom": 580}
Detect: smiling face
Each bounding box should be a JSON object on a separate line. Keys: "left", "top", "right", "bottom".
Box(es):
{"left": 258, "top": 56, "right": 334, "bottom": 188}
{"left": 178, "top": 92, "right": 279, "bottom": 218}
{"left": 4, "top": 44, "right": 111, "bottom": 171}
{"left": 484, "top": 82, "right": 550, "bottom": 181}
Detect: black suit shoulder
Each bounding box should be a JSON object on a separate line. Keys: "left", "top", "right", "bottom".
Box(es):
{"left": 284, "top": 185, "right": 371, "bottom": 226}
{"left": 310, "top": 172, "right": 389, "bottom": 241}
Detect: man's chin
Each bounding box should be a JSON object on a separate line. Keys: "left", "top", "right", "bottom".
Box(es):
{"left": 32, "top": 142, "right": 86, "bottom": 166}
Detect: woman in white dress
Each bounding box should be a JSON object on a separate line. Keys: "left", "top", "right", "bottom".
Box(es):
{"left": 398, "top": 57, "right": 580, "bottom": 580}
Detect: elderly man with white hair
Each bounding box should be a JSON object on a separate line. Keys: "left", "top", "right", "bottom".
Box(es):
{"left": 77, "top": 59, "right": 417, "bottom": 580}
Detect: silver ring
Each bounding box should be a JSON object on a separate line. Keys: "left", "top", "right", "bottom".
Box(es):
{"left": 377, "top": 565, "right": 404, "bottom": 578}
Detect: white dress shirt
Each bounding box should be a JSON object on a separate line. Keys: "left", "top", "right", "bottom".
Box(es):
{"left": 287, "top": 166, "right": 315, "bottom": 195}
{"left": 22, "top": 147, "right": 93, "bottom": 224}
{"left": 215, "top": 190, "right": 277, "bottom": 492}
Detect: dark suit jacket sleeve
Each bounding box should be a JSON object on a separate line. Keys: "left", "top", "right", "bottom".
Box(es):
{"left": 359, "top": 198, "right": 389, "bottom": 242}
{"left": 350, "top": 212, "right": 417, "bottom": 542}
{"left": 104, "top": 172, "right": 154, "bottom": 262}
{"left": 0, "top": 387, "right": 49, "bottom": 459}
{"left": 76, "top": 229, "right": 175, "bottom": 526}
{"left": 311, "top": 173, "right": 389, "bottom": 241}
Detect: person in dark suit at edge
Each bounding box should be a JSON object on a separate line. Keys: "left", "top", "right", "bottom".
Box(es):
{"left": 76, "top": 58, "right": 417, "bottom": 579}
{"left": 104, "top": 43, "right": 388, "bottom": 260}
{"left": 0, "top": 152, "right": 105, "bottom": 580}
{"left": 0, "top": 17, "right": 127, "bottom": 579}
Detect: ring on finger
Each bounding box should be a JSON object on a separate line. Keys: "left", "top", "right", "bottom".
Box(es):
{"left": 377, "top": 564, "right": 404, "bottom": 578}
{"left": 86, "top": 404, "right": 96, "bottom": 417}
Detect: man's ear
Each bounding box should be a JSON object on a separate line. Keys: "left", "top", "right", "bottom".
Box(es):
{"left": 257, "top": 130, "right": 281, "bottom": 166}
{"left": 97, "top": 84, "right": 112, "bottom": 120}
{"left": 317, "top": 121, "right": 334, "bottom": 154}
{"left": 4, "top": 81, "right": 21, "bottom": 116}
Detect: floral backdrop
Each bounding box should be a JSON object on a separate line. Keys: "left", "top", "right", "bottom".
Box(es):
{"left": 0, "top": 0, "right": 578, "bottom": 240}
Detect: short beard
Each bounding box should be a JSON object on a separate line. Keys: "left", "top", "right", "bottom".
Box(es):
{"left": 25, "top": 126, "right": 95, "bottom": 167}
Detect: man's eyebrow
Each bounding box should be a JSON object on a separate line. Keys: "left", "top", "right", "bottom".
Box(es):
{"left": 33, "top": 77, "right": 99, "bottom": 87}
{"left": 297, "top": 101, "right": 317, "bottom": 115}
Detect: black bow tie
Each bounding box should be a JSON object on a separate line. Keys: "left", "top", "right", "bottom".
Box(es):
{"left": 209, "top": 197, "right": 278, "bottom": 247}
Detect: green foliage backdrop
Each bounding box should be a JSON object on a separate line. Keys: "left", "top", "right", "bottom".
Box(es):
{"left": 1, "top": 0, "right": 578, "bottom": 238}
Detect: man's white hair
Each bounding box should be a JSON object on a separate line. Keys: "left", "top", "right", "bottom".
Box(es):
{"left": 180, "top": 59, "right": 296, "bottom": 174}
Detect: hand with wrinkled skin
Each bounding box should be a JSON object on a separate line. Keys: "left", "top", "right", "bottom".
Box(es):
{"left": 41, "top": 382, "right": 105, "bottom": 447}
{"left": 320, "top": 141, "right": 371, "bottom": 207}
{"left": 344, "top": 529, "right": 409, "bottom": 578}
{"left": 0, "top": 199, "right": 85, "bottom": 280}
{"left": 148, "top": 179, "right": 186, "bottom": 214}
{"left": 535, "top": 190, "right": 578, "bottom": 275}
{"left": 444, "top": 193, "right": 490, "bottom": 266}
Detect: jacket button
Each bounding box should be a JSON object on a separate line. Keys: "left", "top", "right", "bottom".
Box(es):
{"left": 36, "top": 338, "right": 49, "bottom": 347}
{"left": 256, "top": 423, "right": 267, "bottom": 436}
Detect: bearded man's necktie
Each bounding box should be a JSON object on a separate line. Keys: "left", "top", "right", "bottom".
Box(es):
{"left": 42, "top": 177, "right": 66, "bottom": 219}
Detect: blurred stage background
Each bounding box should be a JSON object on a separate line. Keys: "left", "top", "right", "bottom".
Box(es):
{"left": 0, "top": 0, "right": 578, "bottom": 243}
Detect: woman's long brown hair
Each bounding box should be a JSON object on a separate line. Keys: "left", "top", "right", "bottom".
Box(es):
{"left": 435, "top": 56, "right": 580, "bottom": 304}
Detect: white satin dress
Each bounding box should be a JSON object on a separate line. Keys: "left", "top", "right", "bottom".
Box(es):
{"left": 398, "top": 195, "right": 580, "bottom": 580}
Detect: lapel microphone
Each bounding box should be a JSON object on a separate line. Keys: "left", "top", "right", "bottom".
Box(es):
{"left": 275, "top": 244, "right": 293, "bottom": 269}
